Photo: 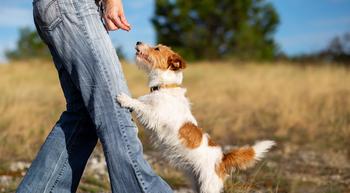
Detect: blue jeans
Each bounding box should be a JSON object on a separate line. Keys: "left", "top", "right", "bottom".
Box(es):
{"left": 16, "top": 0, "right": 173, "bottom": 192}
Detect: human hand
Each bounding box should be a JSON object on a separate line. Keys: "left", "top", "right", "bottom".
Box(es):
{"left": 103, "top": 0, "right": 131, "bottom": 31}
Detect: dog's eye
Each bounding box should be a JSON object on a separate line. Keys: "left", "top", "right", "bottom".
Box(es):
{"left": 154, "top": 47, "right": 160, "bottom": 51}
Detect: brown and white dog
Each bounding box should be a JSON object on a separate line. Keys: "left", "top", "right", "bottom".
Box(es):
{"left": 117, "top": 42, "right": 275, "bottom": 193}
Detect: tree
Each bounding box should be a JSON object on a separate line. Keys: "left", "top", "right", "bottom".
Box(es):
{"left": 152, "top": 0, "right": 280, "bottom": 60}
{"left": 291, "top": 32, "right": 350, "bottom": 65}
{"left": 7, "top": 27, "right": 127, "bottom": 62}
{"left": 323, "top": 32, "right": 350, "bottom": 64}
{"left": 5, "top": 27, "right": 51, "bottom": 60}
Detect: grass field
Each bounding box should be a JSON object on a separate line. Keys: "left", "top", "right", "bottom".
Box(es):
{"left": 0, "top": 60, "right": 349, "bottom": 193}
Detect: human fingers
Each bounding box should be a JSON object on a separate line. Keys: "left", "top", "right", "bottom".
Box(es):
{"left": 119, "top": 13, "right": 131, "bottom": 30}
{"left": 115, "top": 0, "right": 131, "bottom": 30}
{"left": 110, "top": 15, "right": 129, "bottom": 31}
{"left": 103, "top": 15, "right": 119, "bottom": 31}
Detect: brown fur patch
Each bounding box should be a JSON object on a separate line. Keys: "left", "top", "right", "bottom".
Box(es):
{"left": 216, "top": 147, "right": 255, "bottom": 179}
{"left": 178, "top": 122, "right": 203, "bottom": 149}
{"left": 136, "top": 44, "right": 186, "bottom": 71}
{"left": 167, "top": 53, "right": 186, "bottom": 71}
{"left": 208, "top": 136, "right": 219, "bottom": 147}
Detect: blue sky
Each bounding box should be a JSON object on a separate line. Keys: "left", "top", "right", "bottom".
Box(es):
{"left": 0, "top": 0, "right": 349, "bottom": 62}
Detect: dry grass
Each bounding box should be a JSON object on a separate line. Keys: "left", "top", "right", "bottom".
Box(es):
{"left": 0, "top": 60, "right": 349, "bottom": 192}
{"left": 125, "top": 61, "right": 350, "bottom": 150}
{"left": 0, "top": 60, "right": 65, "bottom": 162}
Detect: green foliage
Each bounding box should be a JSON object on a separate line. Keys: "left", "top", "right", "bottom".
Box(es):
{"left": 152, "top": 0, "right": 280, "bottom": 60}
{"left": 116, "top": 46, "right": 126, "bottom": 61}
{"left": 7, "top": 27, "right": 127, "bottom": 62}
{"left": 5, "top": 27, "right": 51, "bottom": 60}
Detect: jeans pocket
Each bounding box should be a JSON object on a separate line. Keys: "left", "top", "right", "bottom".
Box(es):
{"left": 33, "top": 0, "right": 62, "bottom": 31}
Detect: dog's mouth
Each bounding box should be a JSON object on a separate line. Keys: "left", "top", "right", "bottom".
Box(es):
{"left": 135, "top": 47, "right": 143, "bottom": 57}
{"left": 135, "top": 47, "right": 152, "bottom": 63}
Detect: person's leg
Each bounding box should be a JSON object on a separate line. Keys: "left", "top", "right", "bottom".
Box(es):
{"left": 17, "top": 55, "right": 98, "bottom": 193}
{"left": 31, "top": 0, "right": 173, "bottom": 192}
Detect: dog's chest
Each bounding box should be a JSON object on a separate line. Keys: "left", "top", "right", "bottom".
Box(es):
{"left": 138, "top": 91, "right": 194, "bottom": 137}
{"left": 140, "top": 91, "right": 190, "bottom": 115}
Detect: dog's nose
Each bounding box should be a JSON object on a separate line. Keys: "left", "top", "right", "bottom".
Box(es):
{"left": 136, "top": 41, "right": 142, "bottom": 45}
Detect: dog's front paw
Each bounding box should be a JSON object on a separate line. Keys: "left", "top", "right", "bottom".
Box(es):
{"left": 117, "top": 93, "right": 134, "bottom": 108}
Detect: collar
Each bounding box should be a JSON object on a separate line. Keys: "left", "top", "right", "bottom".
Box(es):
{"left": 150, "top": 83, "right": 181, "bottom": 92}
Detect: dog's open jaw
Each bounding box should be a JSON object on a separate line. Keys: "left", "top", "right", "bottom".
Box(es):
{"left": 135, "top": 42, "right": 186, "bottom": 87}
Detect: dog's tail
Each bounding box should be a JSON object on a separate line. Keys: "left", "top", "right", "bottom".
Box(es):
{"left": 217, "top": 140, "right": 275, "bottom": 176}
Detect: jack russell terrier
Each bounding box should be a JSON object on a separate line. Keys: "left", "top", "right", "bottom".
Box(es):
{"left": 117, "top": 42, "right": 275, "bottom": 193}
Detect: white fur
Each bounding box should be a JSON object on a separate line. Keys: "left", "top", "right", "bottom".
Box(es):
{"left": 117, "top": 50, "right": 275, "bottom": 193}
{"left": 148, "top": 69, "right": 183, "bottom": 88}
{"left": 253, "top": 140, "right": 276, "bottom": 161}
{"left": 118, "top": 86, "right": 224, "bottom": 193}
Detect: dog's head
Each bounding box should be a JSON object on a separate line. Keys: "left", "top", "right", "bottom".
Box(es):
{"left": 135, "top": 42, "right": 186, "bottom": 72}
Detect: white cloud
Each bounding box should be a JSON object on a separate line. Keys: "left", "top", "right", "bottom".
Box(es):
{"left": 312, "top": 16, "right": 350, "bottom": 27}
{"left": 277, "top": 30, "right": 346, "bottom": 55}
{"left": 0, "top": 6, "right": 34, "bottom": 63}
{"left": 279, "top": 33, "right": 329, "bottom": 47}
{"left": 0, "top": 7, "right": 33, "bottom": 27}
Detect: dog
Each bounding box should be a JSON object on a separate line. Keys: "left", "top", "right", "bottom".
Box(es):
{"left": 117, "top": 42, "right": 275, "bottom": 193}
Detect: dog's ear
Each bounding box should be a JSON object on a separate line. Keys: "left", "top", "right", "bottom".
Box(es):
{"left": 167, "top": 53, "right": 186, "bottom": 71}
